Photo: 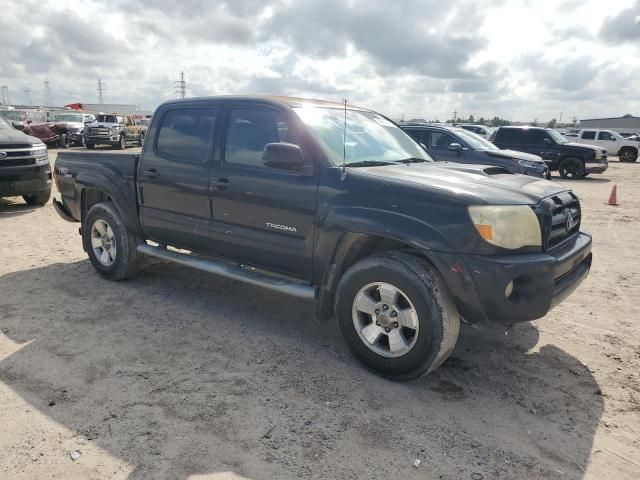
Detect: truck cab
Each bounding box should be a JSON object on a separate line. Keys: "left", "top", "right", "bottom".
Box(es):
{"left": 576, "top": 129, "right": 638, "bottom": 162}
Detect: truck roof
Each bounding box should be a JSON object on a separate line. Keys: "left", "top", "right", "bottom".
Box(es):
{"left": 159, "top": 95, "right": 371, "bottom": 112}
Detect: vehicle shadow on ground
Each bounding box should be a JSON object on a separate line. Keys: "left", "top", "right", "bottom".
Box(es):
{"left": 0, "top": 198, "right": 43, "bottom": 217}
{"left": 0, "top": 260, "right": 603, "bottom": 479}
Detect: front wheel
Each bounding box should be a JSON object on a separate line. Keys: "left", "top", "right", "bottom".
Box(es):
{"left": 85, "top": 142, "right": 95, "bottom": 149}
{"left": 138, "top": 133, "right": 144, "bottom": 147}
{"left": 117, "top": 135, "right": 126, "bottom": 150}
{"left": 619, "top": 148, "right": 638, "bottom": 163}
{"left": 59, "top": 133, "right": 69, "bottom": 149}
{"left": 83, "top": 202, "right": 143, "bottom": 280}
{"left": 335, "top": 251, "right": 460, "bottom": 380}
{"left": 558, "top": 157, "right": 585, "bottom": 179}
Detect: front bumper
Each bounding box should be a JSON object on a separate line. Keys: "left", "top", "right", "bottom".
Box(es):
{"left": 430, "top": 232, "right": 592, "bottom": 325}
{"left": 586, "top": 162, "right": 608, "bottom": 174}
{"left": 85, "top": 135, "right": 120, "bottom": 145}
{"left": 0, "top": 164, "right": 52, "bottom": 197}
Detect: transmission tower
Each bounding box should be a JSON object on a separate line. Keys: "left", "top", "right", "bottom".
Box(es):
{"left": 44, "top": 78, "right": 52, "bottom": 107}
{"left": 24, "top": 88, "right": 33, "bottom": 105}
{"left": 97, "top": 79, "right": 105, "bottom": 104}
{"left": 1, "top": 86, "right": 9, "bottom": 105}
{"left": 175, "top": 71, "right": 186, "bottom": 99}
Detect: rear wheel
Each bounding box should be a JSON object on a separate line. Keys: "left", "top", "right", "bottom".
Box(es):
{"left": 559, "top": 157, "right": 585, "bottom": 179}
{"left": 335, "top": 251, "right": 460, "bottom": 380}
{"left": 85, "top": 142, "right": 95, "bottom": 149}
{"left": 23, "top": 190, "right": 51, "bottom": 206}
{"left": 83, "top": 202, "right": 143, "bottom": 280}
{"left": 619, "top": 148, "right": 638, "bottom": 163}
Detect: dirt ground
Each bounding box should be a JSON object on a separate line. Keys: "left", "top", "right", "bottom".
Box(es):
{"left": 1, "top": 148, "right": 639, "bottom": 480}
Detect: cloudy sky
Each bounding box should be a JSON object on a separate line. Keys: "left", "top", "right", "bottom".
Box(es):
{"left": 1, "top": 0, "right": 638, "bottom": 121}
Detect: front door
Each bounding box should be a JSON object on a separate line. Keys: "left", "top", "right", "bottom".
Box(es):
{"left": 138, "top": 104, "right": 218, "bottom": 251}
{"left": 208, "top": 103, "right": 317, "bottom": 279}
{"left": 425, "top": 130, "right": 464, "bottom": 162}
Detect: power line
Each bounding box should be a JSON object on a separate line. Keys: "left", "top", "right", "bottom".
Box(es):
{"left": 97, "top": 79, "right": 106, "bottom": 104}
{"left": 24, "top": 88, "right": 32, "bottom": 105}
{"left": 174, "top": 71, "right": 186, "bottom": 99}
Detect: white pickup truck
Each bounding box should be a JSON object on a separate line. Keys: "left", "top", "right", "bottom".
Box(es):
{"left": 574, "top": 129, "right": 638, "bottom": 162}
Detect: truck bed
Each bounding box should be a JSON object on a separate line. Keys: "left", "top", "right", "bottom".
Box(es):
{"left": 54, "top": 151, "right": 140, "bottom": 229}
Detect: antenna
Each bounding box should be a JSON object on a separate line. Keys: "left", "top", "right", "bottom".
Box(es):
{"left": 341, "top": 98, "right": 347, "bottom": 179}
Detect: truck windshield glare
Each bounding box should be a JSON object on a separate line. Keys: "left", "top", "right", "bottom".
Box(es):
{"left": 294, "top": 106, "right": 432, "bottom": 166}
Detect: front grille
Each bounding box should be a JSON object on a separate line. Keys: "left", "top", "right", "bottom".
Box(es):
{"left": 0, "top": 143, "right": 33, "bottom": 150}
{"left": 0, "top": 158, "right": 36, "bottom": 167}
{"left": 537, "top": 192, "right": 581, "bottom": 250}
{"left": 89, "top": 127, "right": 110, "bottom": 135}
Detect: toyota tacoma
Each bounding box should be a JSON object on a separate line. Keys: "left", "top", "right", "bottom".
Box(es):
{"left": 53, "top": 96, "right": 592, "bottom": 379}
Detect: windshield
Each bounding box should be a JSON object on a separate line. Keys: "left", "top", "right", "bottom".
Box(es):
{"left": 1, "top": 110, "right": 24, "bottom": 121}
{"left": 294, "top": 107, "right": 432, "bottom": 165}
{"left": 548, "top": 130, "right": 568, "bottom": 144}
{"left": 55, "top": 114, "right": 85, "bottom": 122}
{"left": 0, "top": 115, "right": 12, "bottom": 129}
{"left": 95, "top": 115, "right": 122, "bottom": 123}
{"left": 454, "top": 129, "right": 499, "bottom": 151}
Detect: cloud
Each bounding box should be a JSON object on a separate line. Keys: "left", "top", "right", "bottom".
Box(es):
{"left": 599, "top": 1, "right": 640, "bottom": 44}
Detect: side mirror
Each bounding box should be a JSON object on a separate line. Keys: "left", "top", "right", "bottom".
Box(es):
{"left": 448, "top": 142, "right": 463, "bottom": 152}
{"left": 263, "top": 142, "right": 306, "bottom": 171}
{"left": 419, "top": 142, "right": 428, "bottom": 151}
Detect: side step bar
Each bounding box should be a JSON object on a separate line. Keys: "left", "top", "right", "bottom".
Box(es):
{"left": 136, "top": 243, "right": 316, "bottom": 300}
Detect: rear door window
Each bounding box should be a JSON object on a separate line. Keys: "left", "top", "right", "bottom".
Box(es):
{"left": 581, "top": 131, "right": 596, "bottom": 140}
{"left": 496, "top": 128, "right": 525, "bottom": 144}
{"left": 155, "top": 108, "right": 217, "bottom": 163}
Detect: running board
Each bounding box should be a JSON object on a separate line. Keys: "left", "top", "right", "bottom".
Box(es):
{"left": 136, "top": 243, "right": 316, "bottom": 300}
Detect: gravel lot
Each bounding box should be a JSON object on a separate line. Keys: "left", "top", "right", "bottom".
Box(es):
{"left": 1, "top": 149, "right": 639, "bottom": 480}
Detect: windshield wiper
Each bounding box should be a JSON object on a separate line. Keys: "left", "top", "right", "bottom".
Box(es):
{"left": 346, "top": 160, "right": 397, "bottom": 167}
{"left": 396, "top": 157, "right": 429, "bottom": 164}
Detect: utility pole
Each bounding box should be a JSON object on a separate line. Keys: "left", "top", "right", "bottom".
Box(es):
{"left": 175, "top": 71, "right": 186, "bottom": 99}
{"left": 97, "top": 79, "right": 105, "bottom": 104}
{"left": 1, "top": 86, "right": 9, "bottom": 105}
{"left": 559, "top": 112, "right": 563, "bottom": 125}
{"left": 24, "top": 88, "right": 32, "bottom": 105}
{"left": 44, "top": 78, "right": 52, "bottom": 107}
{"left": 452, "top": 110, "right": 457, "bottom": 123}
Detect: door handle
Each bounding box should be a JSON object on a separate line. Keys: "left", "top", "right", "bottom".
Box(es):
{"left": 142, "top": 168, "right": 158, "bottom": 179}
{"left": 211, "top": 178, "right": 231, "bottom": 190}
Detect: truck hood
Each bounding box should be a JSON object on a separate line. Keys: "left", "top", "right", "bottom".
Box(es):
{"left": 51, "top": 121, "right": 84, "bottom": 129}
{"left": 357, "top": 162, "right": 568, "bottom": 205}
{"left": 482, "top": 149, "right": 544, "bottom": 163}
{"left": 564, "top": 142, "right": 604, "bottom": 153}
{"left": 0, "top": 129, "right": 41, "bottom": 145}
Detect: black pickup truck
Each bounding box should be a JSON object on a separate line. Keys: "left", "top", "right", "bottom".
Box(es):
{"left": 492, "top": 126, "right": 608, "bottom": 179}
{"left": 53, "top": 96, "right": 592, "bottom": 379}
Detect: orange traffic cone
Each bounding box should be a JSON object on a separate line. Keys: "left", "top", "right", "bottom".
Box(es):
{"left": 606, "top": 184, "right": 618, "bottom": 206}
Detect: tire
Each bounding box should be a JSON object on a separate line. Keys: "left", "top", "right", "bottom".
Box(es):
{"left": 335, "top": 251, "right": 460, "bottom": 380}
{"left": 86, "top": 142, "right": 95, "bottom": 150}
{"left": 83, "top": 202, "right": 143, "bottom": 280}
{"left": 59, "top": 133, "right": 69, "bottom": 149}
{"left": 117, "top": 135, "right": 126, "bottom": 150}
{"left": 558, "top": 157, "right": 585, "bottom": 179}
{"left": 619, "top": 148, "right": 638, "bottom": 163}
{"left": 23, "top": 189, "right": 51, "bottom": 206}
{"left": 138, "top": 133, "right": 144, "bottom": 147}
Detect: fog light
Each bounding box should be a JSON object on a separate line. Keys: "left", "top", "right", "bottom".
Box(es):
{"left": 505, "top": 281, "right": 514, "bottom": 298}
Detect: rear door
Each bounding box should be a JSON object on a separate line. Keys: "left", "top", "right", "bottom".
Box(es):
{"left": 138, "top": 103, "right": 219, "bottom": 251}
{"left": 208, "top": 102, "right": 317, "bottom": 279}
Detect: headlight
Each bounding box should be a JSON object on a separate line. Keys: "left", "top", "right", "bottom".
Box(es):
{"left": 468, "top": 205, "right": 542, "bottom": 250}
{"left": 35, "top": 157, "right": 49, "bottom": 166}
{"left": 595, "top": 150, "right": 602, "bottom": 160}
{"left": 518, "top": 159, "right": 542, "bottom": 169}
